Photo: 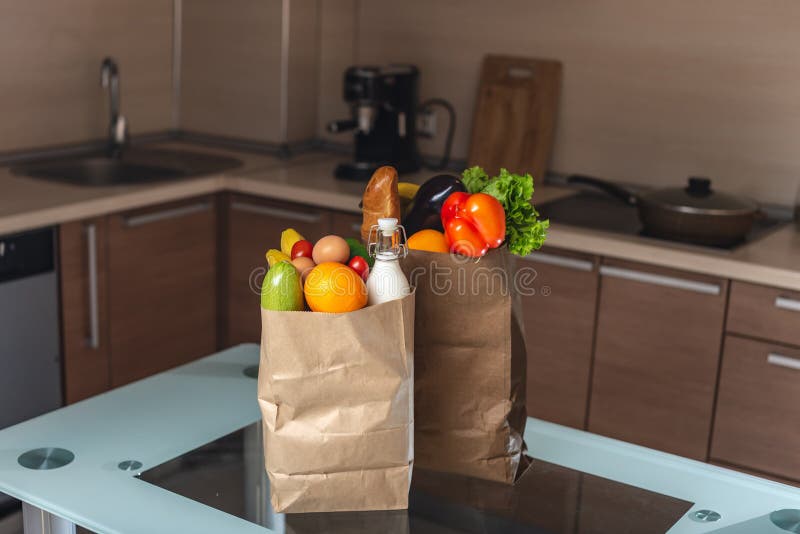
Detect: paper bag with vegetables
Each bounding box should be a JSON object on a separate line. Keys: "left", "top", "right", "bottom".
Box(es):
{"left": 258, "top": 219, "right": 414, "bottom": 513}
{"left": 401, "top": 166, "right": 548, "bottom": 484}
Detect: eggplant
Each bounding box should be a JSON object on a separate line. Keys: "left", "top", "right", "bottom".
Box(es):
{"left": 402, "top": 174, "right": 466, "bottom": 236}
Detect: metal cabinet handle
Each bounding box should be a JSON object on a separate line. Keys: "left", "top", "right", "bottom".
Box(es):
{"left": 767, "top": 353, "right": 800, "bottom": 371}
{"left": 523, "top": 251, "right": 594, "bottom": 272}
{"left": 231, "top": 201, "right": 322, "bottom": 224}
{"left": 775, "top": 297, "right": 800, "bottom": 313}
{"left": 599, "top": 265, "right": 721, "bottom": 295}
{"left": 86, "top": 224, "right": 100, "bottom": 350}
{"left": 351, "top": 223, "right": 362, "bottom": 233}
{"left": 124, "top": 202, "right": 211, "bottom": 227}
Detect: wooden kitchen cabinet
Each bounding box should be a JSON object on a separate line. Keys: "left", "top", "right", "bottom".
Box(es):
{"left": 588, "top": 259, "right": 728, "bottom": 460}
{"left": 106, "top": 196, "right": 218, "bottom": 387}
{"left": 711, "top": 335, "right": 800, "bottom": 482}
{"left": 519, "top": 247, "right": 599, "bottom": 429}
{"left": 60, "top": 217, "right": 111, "bottom": 403}
{"left": 225, "top": 194, "right": 332, "bottom": 345}
{"left": 727, "top": 281, "right": 800, "bottom": 348}
{"left": 330, "top": 210, "right": 363, "bottom": 240}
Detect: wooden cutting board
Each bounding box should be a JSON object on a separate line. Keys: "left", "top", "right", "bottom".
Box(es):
{"left": 468, "top": 55, "right": 562, "bottom": 186}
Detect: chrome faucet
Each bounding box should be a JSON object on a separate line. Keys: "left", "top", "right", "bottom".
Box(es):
{"left": 100, "top": 57, "right": 129, "bottom": 157}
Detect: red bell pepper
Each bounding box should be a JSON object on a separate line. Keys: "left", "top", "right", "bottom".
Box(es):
{"left": 441, "top": 192, "right": 506, "bottom": 257}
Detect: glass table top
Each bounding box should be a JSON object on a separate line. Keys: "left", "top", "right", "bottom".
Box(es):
{"left": 139, "top": 422, "right": 692, "bottom": 533}
{"left": 0, "top": 344, "right": 798, "bottom": 533}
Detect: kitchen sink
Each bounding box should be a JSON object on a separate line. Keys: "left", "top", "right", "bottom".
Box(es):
{"left": 11, "top": 148, "right": 243, "bottom": 186}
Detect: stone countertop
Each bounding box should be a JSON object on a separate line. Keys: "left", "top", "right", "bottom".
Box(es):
{"left": 231, "top": 156, "right": 800, "bottom": 292}
{"left": 0, "top": 141, "right": 328, "bottom": 235}
{"left": 1, "top": 141, "right": 799, "bottom": 291}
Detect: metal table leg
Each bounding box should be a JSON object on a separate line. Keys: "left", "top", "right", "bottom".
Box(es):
{"left": 22, "top": 502, "right": 76, "bottom": 534}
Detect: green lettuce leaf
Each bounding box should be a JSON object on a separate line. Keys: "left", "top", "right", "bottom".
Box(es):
{"left": 461, "top": 166, "right": 490, "bottom": 194}
{"left": 468, "top": 167, "right": 548, "bottom": 256}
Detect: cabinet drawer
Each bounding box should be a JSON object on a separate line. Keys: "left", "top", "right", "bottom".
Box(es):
{"left": 728, "top": 281, "right": 800, "bottom": 347}
{"left": 711, "top": 336, "right": 800, "bottom": 481}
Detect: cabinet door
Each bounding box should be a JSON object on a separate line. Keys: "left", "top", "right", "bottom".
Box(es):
{"left": 330, "top": 211, "right": 363, "bottom": 241}
{"left": 60, "top": 218, "right": 111, "bottom": 403}
{"left": 107, "top": 196, "right": 218, "bottom": 386}
{"left": 588, "top": 259, "right": 727, "bottom": 460}
{"left": 226, "top": 195, "right": 332, "bottom": 345}
{"left": 519, "top": 248, "right": 599, "bottom": 429}
{"left": 711, "top": 336, "right": 800, "bottom": 482}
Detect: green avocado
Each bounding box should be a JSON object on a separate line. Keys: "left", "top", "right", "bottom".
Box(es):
{"left": 260, "top": 261, "right": 304, "bottom": 311}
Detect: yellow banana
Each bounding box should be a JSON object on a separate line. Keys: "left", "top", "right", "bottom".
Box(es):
{"left": 280, "top": 228, "right": 305, "bottom": 256}
{"left": 398, "top": 182, "right": 420, "bottom": 201}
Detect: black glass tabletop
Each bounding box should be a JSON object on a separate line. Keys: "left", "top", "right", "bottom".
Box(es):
{"left": 138, "top": 423, "right": 692, "bottom": 533}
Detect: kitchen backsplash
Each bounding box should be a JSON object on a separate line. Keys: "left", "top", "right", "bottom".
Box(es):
{"left": 180, "top": 0, "right": 320, "bottom": 145}
{"left": 0, "top": 1, "right": 173, "bottom": 154}
{"left": 319, "top": 0, "right": 800, "bottom": 206}
{"left": 3, "top": 1, "right": 799, "bottom": 206}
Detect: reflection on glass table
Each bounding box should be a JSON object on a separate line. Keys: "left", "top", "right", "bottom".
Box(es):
{"left": 0, "top": 344, "right": 798, "bottom": 534}
{"left": 139, "top": 423, "right": 691, "bottom": 533}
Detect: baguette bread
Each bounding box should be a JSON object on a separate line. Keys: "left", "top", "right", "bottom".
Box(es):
{"left": 361, "top": 166, "right": 401, "bottom": 242}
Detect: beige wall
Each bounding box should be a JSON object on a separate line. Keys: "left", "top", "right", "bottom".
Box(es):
{"left": 180, "top": 0, "right": 283, "bottom": 142}
{"left": 317, "top": 0, "right": 358, "bottom": 144}
{"left": 180, "top": 0, "right": 320, "bottom": 145}
{"left": 318, "top": 0, "right": 800, "bottom": 205}
{"left": 0, "top": 1, "right": 174, "bottom": 153}
{"left": 286, "top": 0, "right": 322, "bottom": 143}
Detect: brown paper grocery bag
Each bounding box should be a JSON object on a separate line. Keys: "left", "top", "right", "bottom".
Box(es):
{"left": 258, "top": 292, "right": 415, "bottom": 513}
{"left": 401, "top": 248, "right": 528, "bottom": 484}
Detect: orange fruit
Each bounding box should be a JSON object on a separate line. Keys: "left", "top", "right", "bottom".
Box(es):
{"left": 304, "top": 262, "right": 367, "bottom": 313}
{"left": 407, "top": 229, "right": 449, "bottom": 253}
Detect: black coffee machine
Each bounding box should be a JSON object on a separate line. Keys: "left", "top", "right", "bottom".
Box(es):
{"left": 327, "top": 65, "right": 423, "bottom": 180}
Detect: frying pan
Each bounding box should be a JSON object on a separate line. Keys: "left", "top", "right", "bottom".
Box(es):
{"left": 567, "top": 175, "right": 760, "bottom": 247}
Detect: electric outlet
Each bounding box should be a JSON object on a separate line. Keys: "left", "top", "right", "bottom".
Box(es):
{"left": 417, "top": 110, "right": 437, "bottom": 138}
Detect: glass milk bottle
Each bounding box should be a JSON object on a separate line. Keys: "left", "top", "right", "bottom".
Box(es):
{"left": 366, "top": 218, "right": 410, "bottom": 305}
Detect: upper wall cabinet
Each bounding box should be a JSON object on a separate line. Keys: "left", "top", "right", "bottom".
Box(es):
{"left": 588, "top": 259, "right": 728, "bottom": 460}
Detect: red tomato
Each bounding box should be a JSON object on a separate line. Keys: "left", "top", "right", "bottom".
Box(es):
{"left": 444, "top": 217, "right": 489, "bottom": 258}
{"left": 348, "top": 256, "right": 370, "bottom": 281}
{"left": 290, "top": 239, "right": 314, "bottom": 259}
{"left": 464, "top": 193, "right": 506, "bottom": 249}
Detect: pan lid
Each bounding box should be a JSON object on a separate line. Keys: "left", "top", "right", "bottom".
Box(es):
{"left": 641, "top": 177, "right": 758, "bottom": 216}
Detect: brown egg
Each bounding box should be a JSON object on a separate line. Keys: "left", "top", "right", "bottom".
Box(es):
{"left": 312, "top": 235, "right": 350, "bottom": 264}
{"left": 291, "top": 256, "right": 315, "bottom": 282}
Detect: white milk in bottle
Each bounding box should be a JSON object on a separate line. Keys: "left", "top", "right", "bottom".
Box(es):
{"left": 366, "top": 217, "right": 410, "bottom": 305}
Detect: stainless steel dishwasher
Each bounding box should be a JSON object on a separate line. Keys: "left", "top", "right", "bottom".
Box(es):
{"left": 0, "top": 227, "right": 62, "bottom": 516}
